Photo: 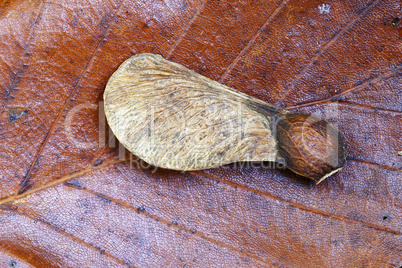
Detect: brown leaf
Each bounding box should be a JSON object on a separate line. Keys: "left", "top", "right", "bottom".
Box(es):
{"left": 1, "top": 0, "right": 401, "bottom": 267}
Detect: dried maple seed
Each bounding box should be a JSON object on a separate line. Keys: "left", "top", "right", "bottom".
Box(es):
{"left": 104, "top": 53, "right": 347, "bottom": 184}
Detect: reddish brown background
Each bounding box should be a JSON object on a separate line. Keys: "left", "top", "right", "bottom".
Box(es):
{"left": 0, "top": 0, "right": 401, "bottom": 267}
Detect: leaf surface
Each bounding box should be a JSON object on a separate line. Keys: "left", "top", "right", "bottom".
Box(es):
{"left": 0, "top": 0, "right": 401, "bottom": 267}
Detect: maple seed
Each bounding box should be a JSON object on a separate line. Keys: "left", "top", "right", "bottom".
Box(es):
{"left": 104, "top": 53, "right": 347, "bottom": 184}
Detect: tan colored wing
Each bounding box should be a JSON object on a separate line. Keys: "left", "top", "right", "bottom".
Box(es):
{"left": 104, "top": 53, "right": 278, "bottom": 170}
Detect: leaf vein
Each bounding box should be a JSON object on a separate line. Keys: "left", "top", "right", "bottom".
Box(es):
{"left": 219, "top": 0, "right": 290, "bottom": 83}
{"left": 193, "top": 170, "right": 402, "bottom": 236}
{"left": 18, "top": 0, "right": 125, "bottom": 194}
{"left": 166, "top": 0, "right": 207, "bottom": 58}
{"left": 276, "top": 0, "right": 381, "bottom": 104}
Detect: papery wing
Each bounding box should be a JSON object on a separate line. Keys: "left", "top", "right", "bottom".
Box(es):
{"left": 104, "top": 53, "right": 278, "bottom": 170}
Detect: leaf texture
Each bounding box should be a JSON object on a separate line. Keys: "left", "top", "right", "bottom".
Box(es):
{"left": 0, "top": 0, "right": 401, "bottom": 267}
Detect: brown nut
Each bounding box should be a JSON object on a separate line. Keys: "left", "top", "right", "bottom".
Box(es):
{"left": 275, "top": 113, "right": 347, "bottom": 184}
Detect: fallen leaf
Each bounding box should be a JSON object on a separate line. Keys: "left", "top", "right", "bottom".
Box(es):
{"left": 0, "top": 0, "right": 401, "bottom": 267}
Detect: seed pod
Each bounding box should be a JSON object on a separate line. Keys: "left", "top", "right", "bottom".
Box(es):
{"left": 104, "top": 53, "right": 347, "bottom": 184}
